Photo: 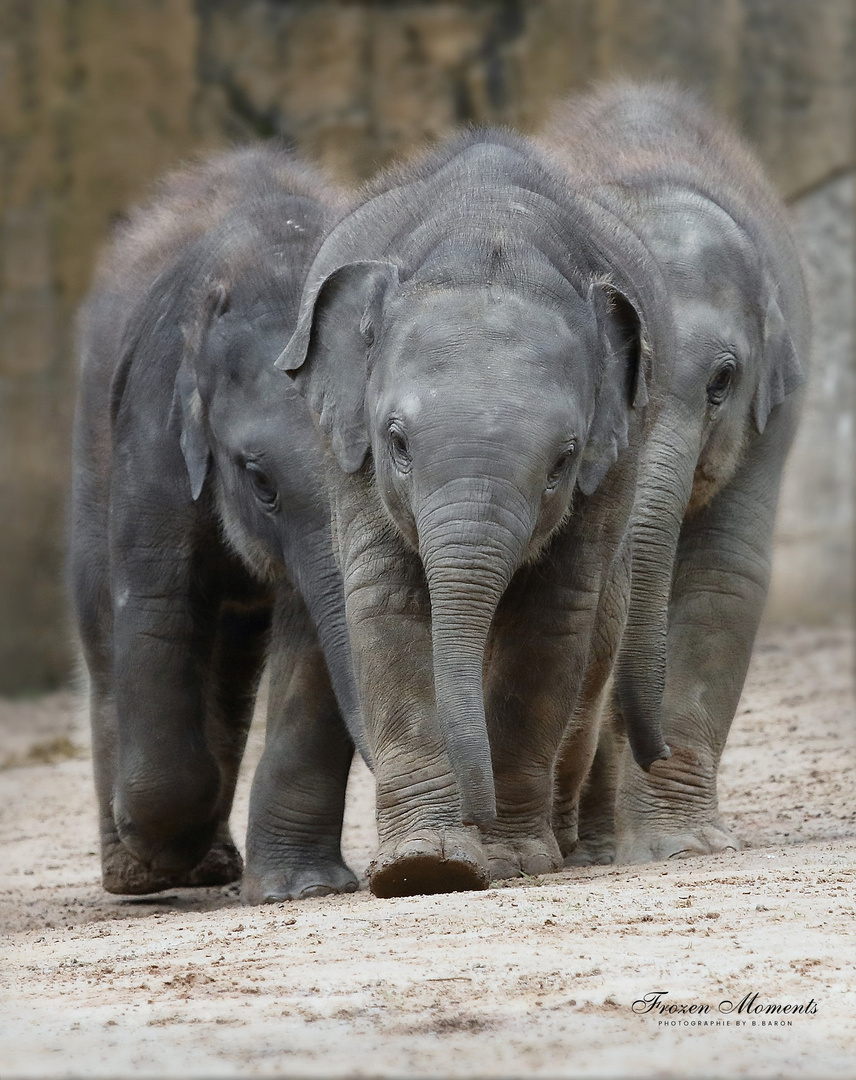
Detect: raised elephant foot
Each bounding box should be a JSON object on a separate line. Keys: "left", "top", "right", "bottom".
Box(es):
{"left": 616, "top": 823, "right": 739, "bottom": 864}
{"left": 100, "top": 837, "right": 243, "bottom": 895}
{"left": 482, "top": 830, "right": 563, "bottom": 881}
{"left": 368, "top": 828, "right": 490, "bottom": 898}
{"left": 241, "top": 856, "right": 359, "bottom": 904}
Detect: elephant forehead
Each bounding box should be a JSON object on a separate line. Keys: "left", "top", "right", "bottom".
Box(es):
{"left": 673, "top": 297, "right": 754, "bottom": 355}
{"left": 381, "top": 287, "right": 593, "bottom": 368}
{"left": 643, "top": 191, "right": 763, "bottom": 295}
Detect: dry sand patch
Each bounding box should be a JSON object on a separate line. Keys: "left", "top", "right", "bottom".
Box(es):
{"left": 1, "top": 626, "right": 854, "bottom": 1077}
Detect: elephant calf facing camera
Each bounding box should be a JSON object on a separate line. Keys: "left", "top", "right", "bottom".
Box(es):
{"left": 278, "top": 128, "right": 670, "bottom": 897}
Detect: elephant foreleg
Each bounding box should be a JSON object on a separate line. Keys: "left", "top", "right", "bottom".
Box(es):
{"left": 108, "top": 503, "right": 226, "bottom": 877}
{"left": 90, "top": 593, "right": 250, "bottom": 893}
{"left": 334, "top": 482, "right": 489, "bottom": 898}
{"left": 74, "top": 459, "right": 242, "bottom": 893}
{"left": 482, "top": 545, "right": 607, "bottom": 880}
{"left": 556, "top": 715, "right": 622, "bottom": 866}
{"left": 242, "top": 587, "right": 358, "bottom": 903}
{"left": 194, "top": 589, "right": 272, "bottom": 891}
{"left": 553, "top": 542, "right": 631, "bottom": 865}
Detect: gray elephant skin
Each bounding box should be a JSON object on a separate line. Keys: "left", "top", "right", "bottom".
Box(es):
{"left": 71, "top": 147, "right": 368, "bottom": 904}
{"left": 277, "top": 129, "right": 671, "bottom": 898}
{"left": 539, "top": 83, "right": 808, "bottom": 864}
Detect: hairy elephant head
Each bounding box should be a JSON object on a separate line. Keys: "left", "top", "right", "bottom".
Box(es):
{"left": 120, "top": 203, "right": 369, "bottom": 763}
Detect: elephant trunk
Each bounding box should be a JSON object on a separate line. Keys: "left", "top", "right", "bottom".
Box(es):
{"left": 417, "top": 480, "right": 532, "bottom": 826}
{"left": 291, "top": 535, "right": 372, "bottom": 767}
{"left": 616, "top": 412, "right": 699, "bottom": 768}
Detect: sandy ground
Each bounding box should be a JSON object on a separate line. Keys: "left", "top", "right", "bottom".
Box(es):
{"left": 0, "top": 624, "right": 854, "bottom": 1079}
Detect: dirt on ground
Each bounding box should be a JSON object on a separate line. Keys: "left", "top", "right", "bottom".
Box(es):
{"left": 1, "top": 624, "right": 854, "bottom": 1079}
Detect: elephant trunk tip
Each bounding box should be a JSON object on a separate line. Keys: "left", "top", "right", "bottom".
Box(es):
{"left": 635, "top": 740, "right": 673, "bottom": 772}
{"left": 437, "top": 706, "right": 498, "bottom": 826}
{"left": 459, "top": 775, "right": 497, "bottom": 827}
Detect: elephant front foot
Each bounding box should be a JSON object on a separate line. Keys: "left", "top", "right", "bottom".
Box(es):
{"left": 100, "top": 836, "right": 243, "bottom": 895}
{"left": 555, "top": 807, "right": 616, "bottom": 867}
{"left": 368, "top": 827, "right": 490, "bottom": 898}
{"left": 615, "top": 745, "right": 738, "bottom": 864}
{"left": 563, "top": 837, "right": 616, "bottom": 867}
{"left": 242, "top": 854, "right": 359, "bottom": 905}
{"left": 481, "top": 827, "right": 563, "bottom": 881}
{"left": 617, "top": 823, "right": 738, "bottom": 864}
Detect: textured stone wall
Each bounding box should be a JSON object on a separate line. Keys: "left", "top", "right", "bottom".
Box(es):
{"left": 0, "top": 1, "right": 201, "bottom": 691}
{"left": 0, "top": 0, "right": 852, "bottom": 689}
{"left": 768, "top": 173, "right": 854, "bottom": 623}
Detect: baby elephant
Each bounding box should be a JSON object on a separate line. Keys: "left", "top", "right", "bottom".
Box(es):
{"left": 540, "top": 83, "right": 808, "bottom": 864}
{"left": 278, "top": 129, "right": 670, "bottom": 897}
{"left": 71, "top": 148, "right": 368, "bottom": 903}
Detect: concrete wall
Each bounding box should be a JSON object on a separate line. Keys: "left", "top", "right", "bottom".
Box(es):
{"left": 0, "top": 0, "right": 852, "bottom": 690}
{"left": 768, "top": 173, "right": 854, "bottom": 623}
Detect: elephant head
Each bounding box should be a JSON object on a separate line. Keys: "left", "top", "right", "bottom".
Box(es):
{"left": 119, "top": 204, "right": 369, "bottom": 763}
{"left": 273, "top": 140, "right": 661, "bottom": 824}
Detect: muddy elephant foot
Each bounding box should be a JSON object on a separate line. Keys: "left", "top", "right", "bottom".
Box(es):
{"left": 616, "top": 823, "right": 738, "bottom": 864}
{"left": 100, "top": 837, "right": 243, "bottom": 895}
{"left": 368, "top": 828, "right": 490, "bottom": 898}
{"left": 482, "top": 829, "right": 563, "bottom": 881}
{"left": 241, "top": 855, "right": 359, "bottom": 905}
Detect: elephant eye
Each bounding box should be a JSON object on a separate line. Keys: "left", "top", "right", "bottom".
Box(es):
{"left": 545, "top": 440, "right": 577, "bottom": 491}
{"left": 707, "top": 357, "right": 737, "bottom": 407}
{"left": 244, "top": 460, "right": 279, "bottom": 509}
{"left": 387, "top": 422, "right": 412, "bottom": 474}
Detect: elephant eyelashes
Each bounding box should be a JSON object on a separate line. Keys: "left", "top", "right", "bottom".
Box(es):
{"left": 545, "top": 441, "right": 577, "bottom": 491}
{"left": 244, "top": 460, "right": 279, "bottom": 509}
{"left": 387, "top": 422, "right": 412, "bottom": 473}
{"left": 706, "top": 358, "right": 737, "bottom": 407}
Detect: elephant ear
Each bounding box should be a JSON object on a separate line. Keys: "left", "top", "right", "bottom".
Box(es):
{"left": 276, "top": 261, "right": 400, "bottom": 473}
{"left": 171, "top": 282, "right": 230, "bottom": 500}
{"left": 752, "top": 294, "right": 806, "bottom": 435}
{"left": 577, "top": 282, "right": 648, "bottom": 497}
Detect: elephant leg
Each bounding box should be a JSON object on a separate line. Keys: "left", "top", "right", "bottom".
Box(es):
{"left": 70, "top": 494, "right": 136, "bottom": 893}
{"left": 481, "top": 564, "right": 604, "bottom": 879}
{"left": 556, "top": 716, "right": 622, "bottom": 866}
{"left": 79, "top": 562, "right": 249, "bottom": 894}
{"left": 553, "top": 544, "right": 631, "bottom": 866}
{"left": 335, "top": 486, "right": 489, "bottom": 898}
{"left": 102, "top": 532, "right": 270, "bottom": 892}
{"left": 88, "top": 678, "right": 149, "bottom": 895}
{"left": 615, "top": 402, "right": 798, "bottom": 863}
{"left": 194, "top": 588, "right": 272, "bottom": 891}
{"left": 108, "top": 511, "right": 229, "bottom": 877}
{"left": 481, "top": 631, "right": 583, "bottom": 879}
{"left": 70, "top": 486, "right": 178, "bottom": 893}
{"left": 480, "top": 492, "right": 634, "bottom": 882}
{"left": 96, "top": 682, "right": 247, "bottom": 894}
{"left": 242, "top": 587, "right": 358, "bottom": 904}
